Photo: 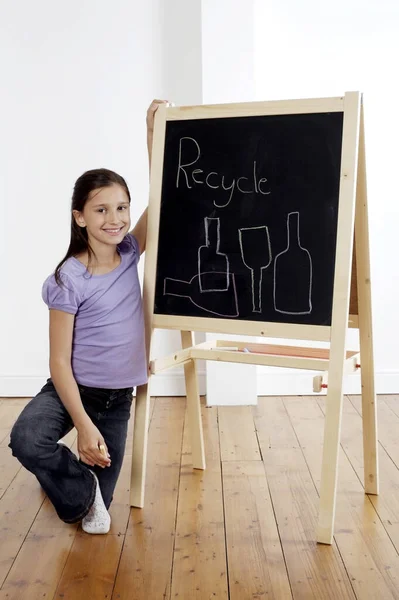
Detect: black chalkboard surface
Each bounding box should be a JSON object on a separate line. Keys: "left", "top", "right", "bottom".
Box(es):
{"left": 154, "top": 112, "right": 343, "bottom": 326}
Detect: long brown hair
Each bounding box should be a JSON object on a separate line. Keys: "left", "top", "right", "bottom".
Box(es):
{"left": 54, "top": 168, "right": 131, "bottom": 285}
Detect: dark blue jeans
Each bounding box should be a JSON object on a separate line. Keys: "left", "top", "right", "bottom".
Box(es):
{"left": 9, "top": 379, "right": 133, "bottom": 523}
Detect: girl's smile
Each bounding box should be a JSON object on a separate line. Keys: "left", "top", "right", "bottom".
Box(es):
{"left": 102, "top": 227, "right": 125, "bottom": 236}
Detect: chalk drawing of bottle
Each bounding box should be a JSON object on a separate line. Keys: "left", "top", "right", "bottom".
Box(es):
{"left": 163, "top": 273, "right": 239, "bottom": 317}
{"left": 273, "top": 211, "right": 312, "bottom": 314}
{"left": 198, "top": 217, "right": 230, "bottom": 292}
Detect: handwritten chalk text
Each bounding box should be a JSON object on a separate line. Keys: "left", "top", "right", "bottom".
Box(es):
{"left": 176, "top": 137, "right": 271, "bottom": 208}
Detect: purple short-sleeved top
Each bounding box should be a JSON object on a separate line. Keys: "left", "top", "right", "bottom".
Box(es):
{"left": 42, "top": 234, "right": 147, "bottom": 389}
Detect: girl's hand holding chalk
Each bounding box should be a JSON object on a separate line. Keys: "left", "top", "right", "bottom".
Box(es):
{"left": 77, "top": 422, "right": 111, "bottom": 468}
{"left": 99, "top": 444, "right": 110, "bottom": 458}
{"left": 99, "top": 443, "right": 111, "bottom": 464}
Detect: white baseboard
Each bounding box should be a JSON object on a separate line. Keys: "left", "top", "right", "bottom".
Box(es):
{"left": 256, "top": 369, "right": 399, "bottom": 396}
{"left": 149, "top": 371, "right": 206, "bottom": 396}
{"left": 1, "top": 370, "right": 398, "bottom": 399}
{"left": 0, "top": 376, "right": 47, "bottom": 398}
{"left": 0, "top": 372, "right": 207, "bottom": 398}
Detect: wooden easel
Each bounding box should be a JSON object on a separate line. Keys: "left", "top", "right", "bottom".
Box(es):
{"left": 129, "top": 92, "right": 378, "bottom": 545}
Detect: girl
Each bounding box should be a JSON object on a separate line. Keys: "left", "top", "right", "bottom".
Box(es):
{"left": 9, "top": 99, "right": 167, "bottom": 534}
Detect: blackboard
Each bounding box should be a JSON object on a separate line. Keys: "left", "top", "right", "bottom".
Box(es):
{"left": 154, "top": 112, "right": 344, "bottom": 326}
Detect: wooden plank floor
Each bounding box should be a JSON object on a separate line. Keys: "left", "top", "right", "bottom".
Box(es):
{"left": 0, "top": 394, "right": 399, "bottom": 599}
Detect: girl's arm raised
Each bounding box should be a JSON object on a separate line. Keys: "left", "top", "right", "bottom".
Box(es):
{"left": 49, "top": 309, "right": 111, "bottom": 468}
{"left": 130, "top": 99, "right": 169, "bottom": 255}
{"left": 131, "top": 208, "right": 147, "bottom": 255}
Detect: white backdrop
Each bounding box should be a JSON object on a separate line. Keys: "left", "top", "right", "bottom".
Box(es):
{"left": 0, "top": 0, "right": 165, "bottom": 395}
{"left": 1, "top": 0, "right": 398, "bottom": 398}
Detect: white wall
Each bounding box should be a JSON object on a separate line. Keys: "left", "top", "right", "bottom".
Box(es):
{"left": 0, "top": 0, "right": 165, "bottom": 395}
{"left": 254, "top": 0, "right": 399, "bottom": 394}
{"left": 2, "top": 0, "right": 398, "bottom": 398}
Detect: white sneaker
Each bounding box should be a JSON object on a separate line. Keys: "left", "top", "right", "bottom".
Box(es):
{"left": 81, "top": 472, "right": 111, "bottom": 534}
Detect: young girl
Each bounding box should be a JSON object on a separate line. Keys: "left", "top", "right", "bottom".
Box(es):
{"left": 9, "top": 99, "right": 167, "bottom": 534}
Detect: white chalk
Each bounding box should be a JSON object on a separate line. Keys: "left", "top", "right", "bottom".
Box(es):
{"left": 212, "top": 346, "right": 239, "bottom": 351}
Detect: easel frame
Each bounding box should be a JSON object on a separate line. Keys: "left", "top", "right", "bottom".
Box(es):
{"left": 130, "top": 92, "right": 378, "bottom": 545}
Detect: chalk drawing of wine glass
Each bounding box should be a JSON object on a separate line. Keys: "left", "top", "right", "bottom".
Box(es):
{"left": 239, "top": 226, "right": 272, "bottom": 313}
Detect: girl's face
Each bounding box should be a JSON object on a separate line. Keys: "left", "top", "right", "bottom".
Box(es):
{"left": 73, "top": 184, "right": 131, "bottom": 248}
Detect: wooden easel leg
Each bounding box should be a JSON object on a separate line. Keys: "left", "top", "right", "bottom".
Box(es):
{"left": 317, "top": 372, "right": 345, "bottom": 544}
{"left": 317, "top": 91, "right": 362, "bottom": 544}
{"left": 181, "top": 331, "right": 206, "bottom": 470}
{"left": 130, "top": 383, "right": 151, "bottom": 507}
{"left": 356, "top": 104, "right": 379, "bottom": 495}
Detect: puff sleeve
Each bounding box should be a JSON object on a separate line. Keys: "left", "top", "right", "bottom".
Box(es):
{"left": 118, "top": 233, "right": 140, "bottom": 264}
{"left": 42, "top": 272, "right": 81, "bottom": 315}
